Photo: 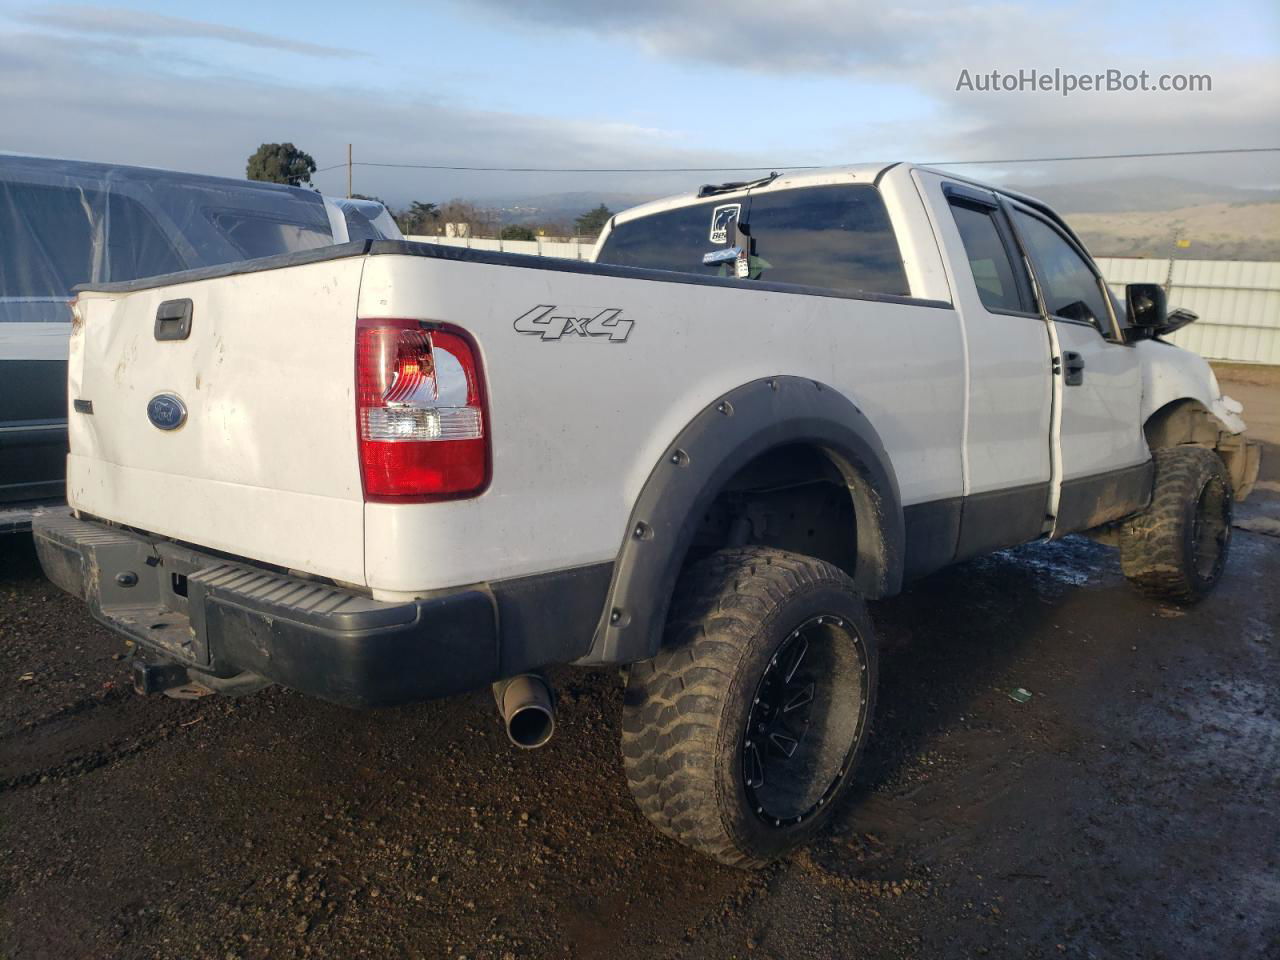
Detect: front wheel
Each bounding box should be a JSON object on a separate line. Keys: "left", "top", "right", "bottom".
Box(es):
{"left": 1120, "top": 446, "right": 1233, "bottom": 603}
{"left": 621, "top": 547, "right": 877, "bottom": 868}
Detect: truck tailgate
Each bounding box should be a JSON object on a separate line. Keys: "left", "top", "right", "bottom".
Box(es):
{"left": 68, "top": 256, "right": 368, "bottom": 586}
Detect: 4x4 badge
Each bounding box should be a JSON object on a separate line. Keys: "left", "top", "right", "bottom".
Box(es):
{"left": 513, "top": 305, "right": 633, "bottom": 342}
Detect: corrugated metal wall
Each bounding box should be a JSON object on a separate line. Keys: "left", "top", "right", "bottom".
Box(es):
{"left": 404, "top": 237, "right": 1279, "bottom": 365}
{"left": 1097, "top": 258, "right": 1279, "bottom": 365}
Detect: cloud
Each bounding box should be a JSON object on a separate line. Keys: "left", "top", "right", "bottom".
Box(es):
{"left": 455, "top": 0, "right": 1054, "bottom": 74}
{"left": 0, "top": 4, "right": 1274, "bottom": 209}
{"left": 0, "top": 30, "right": 756, "bottom": 204}
{"left": 904, "top": 56, "right": 1280, "bottom": 188}
{"left": 454, "top": 0, "right": 1280, "bottom": 189}
{"left": 20, "top": 4, "right": 360, "bottom": 59}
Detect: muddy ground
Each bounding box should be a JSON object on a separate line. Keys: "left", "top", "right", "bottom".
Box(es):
{"left": 3, "top": 448, "right": 1278, "bottom": 959}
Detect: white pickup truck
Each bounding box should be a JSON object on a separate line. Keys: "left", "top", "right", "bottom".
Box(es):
{"left": 34, "top": 163, "right": 1260, "bottom": 867}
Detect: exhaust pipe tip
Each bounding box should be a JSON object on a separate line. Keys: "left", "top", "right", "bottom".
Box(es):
{"left": 493, "top": 674, "right": 556, "bottom": 749}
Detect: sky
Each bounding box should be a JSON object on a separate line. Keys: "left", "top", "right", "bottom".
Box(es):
{"left": 0, "top": 0, "right": 1277, "bottom": 208}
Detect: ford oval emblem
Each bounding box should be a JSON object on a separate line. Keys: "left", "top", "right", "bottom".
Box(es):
{"left": 146, "top": 393, "right": 187, "bottom": 431}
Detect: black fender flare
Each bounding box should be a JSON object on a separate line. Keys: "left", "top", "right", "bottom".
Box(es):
{"left": 578, "top": 376, "right": 904, "bottom": 665}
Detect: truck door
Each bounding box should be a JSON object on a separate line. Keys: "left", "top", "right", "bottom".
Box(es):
{"left": 921, "top": 176, "right": 1055, "bottom": 563}
{"left": 1005, "top": 204, "right": 1150, "bottom": 534}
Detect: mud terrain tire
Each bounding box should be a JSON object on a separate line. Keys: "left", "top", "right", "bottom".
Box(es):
{"left": 621, "top": 547, "right": 877, "bottom": 868}
{"left": 1120, "top": 446, "right": 1233, "bottom": 603}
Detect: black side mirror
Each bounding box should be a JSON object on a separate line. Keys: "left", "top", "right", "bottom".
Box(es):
{"left": 1126, "top": 283, "right": 1167, "bottom": 329}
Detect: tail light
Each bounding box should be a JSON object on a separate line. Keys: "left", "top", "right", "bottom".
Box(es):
{"left": 356, "top": 319, "right": 489, "bottom": 500}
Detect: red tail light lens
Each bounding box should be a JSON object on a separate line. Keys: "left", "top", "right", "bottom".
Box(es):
{"left": 356, "top": 320, "right": 488, "bottom": 500}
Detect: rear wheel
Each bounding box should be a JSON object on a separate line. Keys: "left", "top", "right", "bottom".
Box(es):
{"left": 1120, "top": 446, "right": 1233, "bottom": 603}
{"left": 621, "top": 547, "right": 877, "bottom": 868}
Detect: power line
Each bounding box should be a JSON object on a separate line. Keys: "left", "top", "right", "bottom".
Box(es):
{"left": 923, "top": 147, "right": 1280, "bottom": 166}
{"left": 312, "top": 146, "right": 1278, "bottom": 177}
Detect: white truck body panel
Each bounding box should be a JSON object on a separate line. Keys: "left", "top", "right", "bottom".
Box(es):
{"left": 357, "top": 252, "right": 963, "bottom": 598}
{"left": 1136, "top": 338, "right": 1248, "bottom": 434}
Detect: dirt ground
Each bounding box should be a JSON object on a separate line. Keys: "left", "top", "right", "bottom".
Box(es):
{"left": 1211, "top": 364, "right": 1280, "bottom": 447}
{"left": 2, "top": 386, "right": 1278, "bottom": 960}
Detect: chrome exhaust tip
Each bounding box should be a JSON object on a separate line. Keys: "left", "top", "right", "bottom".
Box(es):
{"left": 493, "top": 674, "right": 556, "bottom": 749}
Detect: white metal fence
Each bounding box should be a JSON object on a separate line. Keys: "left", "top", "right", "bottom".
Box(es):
{"left": 405, "top": 236, "right": 1279, "bottom": 365}
{"left": 405, "top": 234, "right": 595, "bottom": 260}
{"left": 1095, "top": 258, "right": 1280, "bottom": 365}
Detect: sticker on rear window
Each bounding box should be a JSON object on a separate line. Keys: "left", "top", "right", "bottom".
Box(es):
{"left": 709, "top": 203, "right": 741, "bottom": 244}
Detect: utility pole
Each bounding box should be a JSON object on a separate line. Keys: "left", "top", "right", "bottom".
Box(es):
{"left": 346, "top": 143, "right": 353, "bottom": 198}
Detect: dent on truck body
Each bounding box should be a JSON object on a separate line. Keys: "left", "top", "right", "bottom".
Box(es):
{"left": 1136, "top": 339, "right": 1261, "bottom": 500}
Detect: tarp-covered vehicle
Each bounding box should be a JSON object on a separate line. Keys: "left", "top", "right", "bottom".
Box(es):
{"left": 0, "top": 154, "right": 400, "bottom": 529}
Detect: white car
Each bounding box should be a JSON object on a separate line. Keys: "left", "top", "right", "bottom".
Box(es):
{"left": 34, "top": 163, "right": 1260, "bottom": 867}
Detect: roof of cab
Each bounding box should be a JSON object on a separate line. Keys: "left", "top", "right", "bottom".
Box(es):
{"left": 604, "top": 161, "right": 1089, "bottom": 253}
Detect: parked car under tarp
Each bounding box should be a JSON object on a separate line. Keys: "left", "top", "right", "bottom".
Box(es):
{"left": 0, "top": 153, "right": 401, "bottom": 529}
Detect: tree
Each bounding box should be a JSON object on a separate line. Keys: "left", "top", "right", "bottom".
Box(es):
{"left": 395, "top": 201, "right": 440, "bottom": 235}
{"left": 500, "top": 224, "right": 537, "bottom": 241}
{"left": 246, "top": 143, "right": 317, "bottom": 187}
{"left": 574, "top": 204, "right": 613, "bottom": 237}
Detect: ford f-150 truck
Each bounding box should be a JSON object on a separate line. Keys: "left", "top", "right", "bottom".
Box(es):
{"left": 33, "top": 163, "right": 1261, "bottom": 867}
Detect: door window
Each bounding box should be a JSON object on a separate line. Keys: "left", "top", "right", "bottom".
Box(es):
{"left": 948, "top": 201, "right": 1028, "bottom": 312}
{"left": 1011, "top": 210, "right": 1111, "bottom": 332}
{"left": 745, "top": 185, "right": 909, "bottom": 296}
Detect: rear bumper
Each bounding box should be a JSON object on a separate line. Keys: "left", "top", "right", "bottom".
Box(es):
{"left": 33, "top": 510, "right": 499, "bottom": 707}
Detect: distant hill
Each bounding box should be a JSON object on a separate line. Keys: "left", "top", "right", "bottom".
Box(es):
{"left": 1004, "top": 176, "right": 1280, "bottom": 214}
{"left": 486, "top": 191, "right": 662, "bottom": 225}
{"left": 1065, "top": 202, "right": 1280, "bottom": 260}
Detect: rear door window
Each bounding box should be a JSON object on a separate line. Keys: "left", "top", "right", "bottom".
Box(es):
{"left": 948, "top": 201, "right": 1029, "bottom": 313}
{"left": 745, "top": 185, "right": 909, "bottom": 296}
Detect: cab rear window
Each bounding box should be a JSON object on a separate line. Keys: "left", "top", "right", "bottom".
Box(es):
{"left": 597, "top": 183, "right": 910, "bottom": 298}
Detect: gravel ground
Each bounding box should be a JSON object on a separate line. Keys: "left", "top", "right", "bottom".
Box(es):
{"left": 2, "top": 448, "right": 1277, "bottom": 958}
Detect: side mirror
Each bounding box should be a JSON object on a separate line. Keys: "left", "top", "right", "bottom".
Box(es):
{"left": 1125, "top": 283, "right": 1167, "bottom": 329}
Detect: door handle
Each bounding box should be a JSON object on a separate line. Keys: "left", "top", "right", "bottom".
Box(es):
{"left": 155, "top": 299, "right": 193, "bottom": 341}
{"left": 1063, "top": 351, "right": 1085, "bottom": 386}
